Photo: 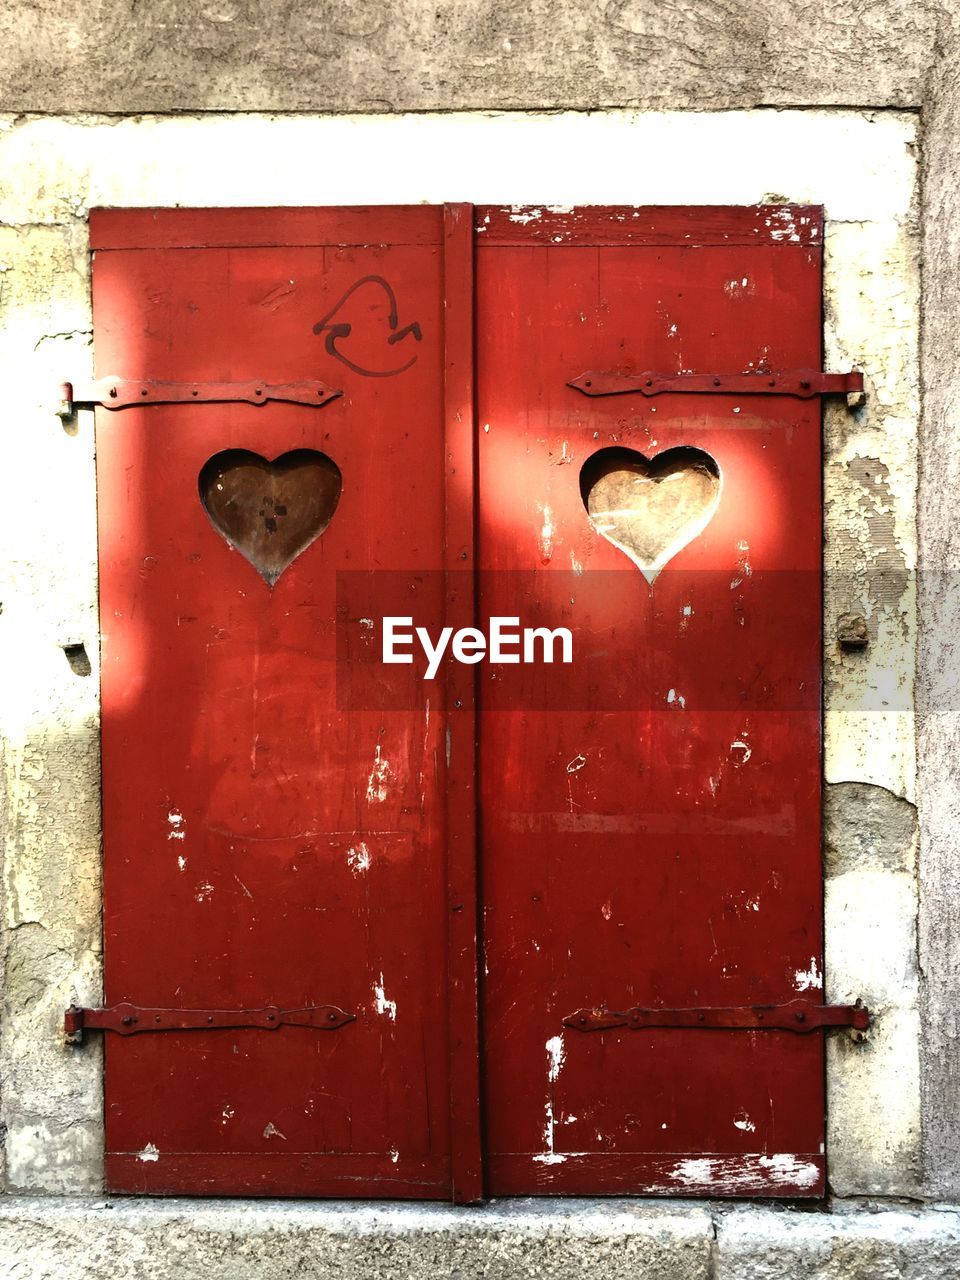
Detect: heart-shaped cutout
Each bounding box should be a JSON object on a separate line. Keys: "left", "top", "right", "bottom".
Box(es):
{"left": 199, "top": 448, "right": 342, "bottom": 586}
{"left": 580, "top": 446, "right": 721, "bottom": 584}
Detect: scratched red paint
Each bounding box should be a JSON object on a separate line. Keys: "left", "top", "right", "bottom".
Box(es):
{"left": 476, "top": 205, "right": 825, "bottom": 1197}
{"left": 93, "top": 205, "right": 827, "bottom": 1200}
{"left": 92, "top": 208, "right": 457, "bottom": 1197}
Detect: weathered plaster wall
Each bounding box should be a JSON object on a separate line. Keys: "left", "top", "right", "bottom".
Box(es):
{"left": 918, "top": 16, "right": 960, "bottom": 1200}
{"left": 0, "top": 0, "right": 943, "bottom": 113}
{"left": 0, "top": 110, "right": 920, "bottom": 1197}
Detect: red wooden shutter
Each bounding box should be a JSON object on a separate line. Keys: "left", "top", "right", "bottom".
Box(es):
{"left": 91, "top": 206, "right": 479, "bottom": 1198}
{"left": 89, "top": 204, "right": 844, "bottom": 1200}
{"left": 475, "top": 206, "right": 828, "bottom": 1197}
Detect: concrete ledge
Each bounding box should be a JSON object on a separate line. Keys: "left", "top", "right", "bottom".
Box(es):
{"left": 716, "top": 1205, "right": 960, "bottom": 1279}
{"left": 0, "top": 1198, "right": 713, "bottom": 1280}
{"left": 1, "top": 1199, "right": 960, "bottom": 1280}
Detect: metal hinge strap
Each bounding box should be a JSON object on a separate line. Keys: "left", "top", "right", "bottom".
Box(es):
{"left": 563, "top": 998, "right": 869, "bottom": 1034}
{"left": 57, "top": 377, "right": 342, "bottom": 419}
{"left": 64, "top": 1002, "right": 355, "bottom": 1044}
{"left": 567, "top": 369, "right": 865, "bottom": 406}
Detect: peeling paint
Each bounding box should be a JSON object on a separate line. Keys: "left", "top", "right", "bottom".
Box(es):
{"left": 366, "top": 743, "right": 392, "bottom": 803}
{"left": 538, "top": 504, "right": 556, "bottom": 563}
{"left": 347, "top": 841, "right": 372, "bottom": 874}
{"left": 374, "top": 974, "right": 398, "bottom": 1021}
{"left": 758, "top": 1153, "right": 820, "bottom": 1187}
{"left": 730, "top": 737, "right": 752, "bottom": 765}
{"left": 730, "top": 539, "right": 752, "bottom": 590}
{"left": 795, "top": 957, "right": 824, "bottom": 992}
{"left": 535, "top": 1035, "right": 568, "bottom": 1164}
{"left": 546, "top": 1035, "right": 565, "bottom": 1084}
{"left": 509, "top": 205, "right": 543, "bottom": 224}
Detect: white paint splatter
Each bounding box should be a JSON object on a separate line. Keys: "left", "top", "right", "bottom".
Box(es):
{"left": 137, "top": 1142, "right": 159, "bottom": 1163}
{"left": 347, "top": 841, "right": 372, "bottom": 874}
{"left": 671, "top": 1157, "right": 716, "bottom": 1186}
{"left": 601, "top": 900, "right": 613, "bottom": 921}
{"left": 730, "top": 539, "right": 753, "bottom": 589}
{"left": 222, "top": 1106, "right": 235, "bottom": 1124}
{"left": 167, "top": 809, "right": 185, "bottom": 841}
{"left": 366, "top": 744, "right": 393, "bottom": 803}
{"left": 538, "top": 504, "right": 556, "bottom": 562}
{"left": 374, "top": 973, "right": 398, "bottom": 1020}
{"left": 764, "top": 209, "right": 804, "bottom": 244}
{"left": 533, "top": 1148, "right": 567, "bottom": 1164}
{"left": 667, "top": 688, "right": 686, "bottom": 709}
{"left": 668, "top": 1153, "right": 820, "bottom": 1192}
{"left": 389, "top": 1147, "right": 400, "bottom": 1164}
{"left": 734, "top": 1115, "right": 757, "bottom": 1132}
{"left": 546, "top": 1035, "right": 566, "bottom": 1083}
{"left": 177, "top": 855, "right": 186, "bottom": 871}
{"left": 566, "top": 754, "right": 587, "bottom": 773}
{"left": 262, "top": 1122, "right": 287, "bottom": 1141}
{"left": 195, "top": 882, "right": 215, "bottom": 903}
{"left": 534, "top": 1036, "right": 568, "bottom": 1163}
{"left": 724, "top": 276, "right": 753, "bottom": 297}
{"left": 731, "top": 738, "right": 752, "bottom": 764}
{"left": 509, "top": 206, "right": 542, "bottom": 224}
{"left": 758, "top": 1154, "right": 820, "bottom": 1187}
{"left": 795, "top": 958, "right": 823, "bottom": 991}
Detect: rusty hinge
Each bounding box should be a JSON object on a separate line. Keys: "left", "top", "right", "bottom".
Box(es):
{"left": 563, "top": 998, "right": 869, "bottom": 1035}
{"left": 57, "top": 377, "right": 342, "bottom": 419}
{"left": 567, "top": 369, "right": 865, "bottom": 408}
{"left": 64, "top": 1002, "right": 355, "bottom": 1045}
